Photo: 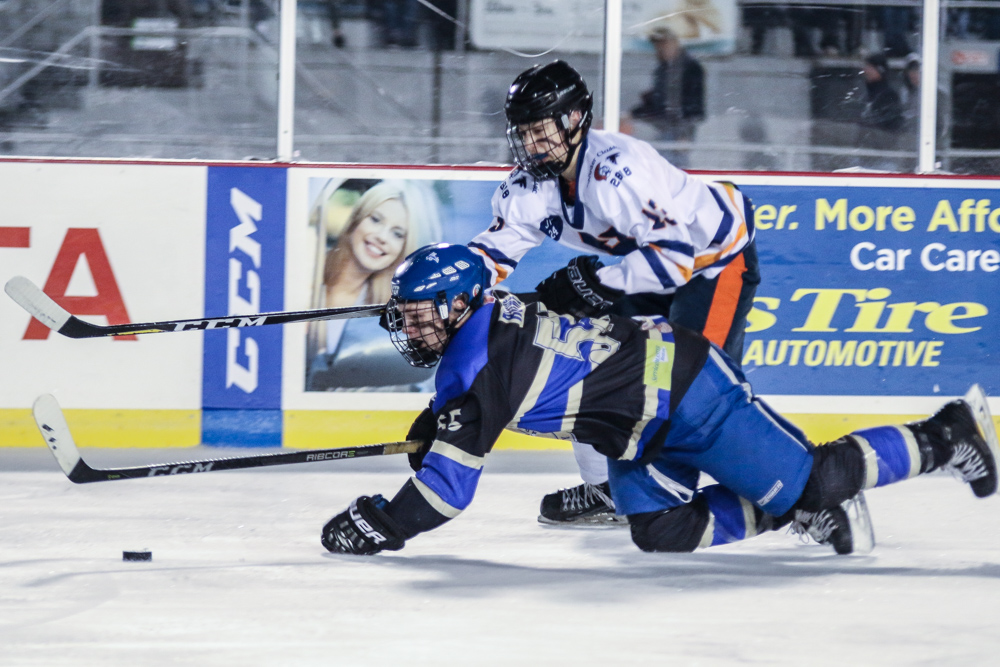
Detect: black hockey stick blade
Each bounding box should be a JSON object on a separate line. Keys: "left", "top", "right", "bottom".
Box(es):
{"left": 32, "top": 394, "right": 421, "bottom": 484}
{"left": 5, "top": 276, "right": 384, "bottom": 338}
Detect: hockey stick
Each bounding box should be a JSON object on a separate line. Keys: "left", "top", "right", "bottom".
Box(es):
{"left": 32, "top": 394, "right": 420, "bottom": 484}
{"left": 5, "top": 276, "right": 384, "bottom": 338}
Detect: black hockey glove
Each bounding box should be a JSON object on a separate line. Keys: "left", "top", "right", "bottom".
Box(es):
{"left": 534, "top": 255, "right": 625, "bottom": 318}
{"left": 321, "top": 494, "right": 407, "bottom": 555}
{"left": 406, "top": 405, "right": 437, "bottom": 472}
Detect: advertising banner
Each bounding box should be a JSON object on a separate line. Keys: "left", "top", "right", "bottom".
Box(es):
{"left": 283, "top": 169, "right": 582, "bottom": 409}
{"left": 202, "top": 166, "right": 287, "bottom": 445}
{"left": 0, "top": 162, "right": 206, "bottom": 411}
{"left": 0, "top": 161, "right": 207, "bottom": 446}
{"left": 3, "top": 160, "right": 999, "bottom": 449}
{"left": 738, "top": 181, "right": 1000, "bottom": 400}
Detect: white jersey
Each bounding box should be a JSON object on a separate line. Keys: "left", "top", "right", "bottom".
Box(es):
{"left": 469, "top": 129, "right": 753, "bottom": 295}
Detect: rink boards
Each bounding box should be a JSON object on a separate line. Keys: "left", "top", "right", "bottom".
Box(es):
{"left": 0, "top": 159, "right": 998, "bottom": 448}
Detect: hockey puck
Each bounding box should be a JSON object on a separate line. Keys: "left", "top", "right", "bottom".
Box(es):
{"left": 123, "top": 550, "right": 152, "bottom": 562}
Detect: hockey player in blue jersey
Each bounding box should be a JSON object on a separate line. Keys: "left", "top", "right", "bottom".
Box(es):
{"left": 468, "top": 60, "right": 761, "bottom": 525}
{"left": 321, "top": 244, "right": 999, "bottom": 557}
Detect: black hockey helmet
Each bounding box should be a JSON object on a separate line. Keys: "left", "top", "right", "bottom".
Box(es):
{"left": 505, "top": 60, "right": 594, "bottom": 180}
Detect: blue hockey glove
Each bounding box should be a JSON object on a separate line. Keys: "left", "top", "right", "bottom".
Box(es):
{"left": 535, "top": 255, "right": 624, "bottom": 318}
{"left": 321, "top": 495, "right": 407, "bottom": 555}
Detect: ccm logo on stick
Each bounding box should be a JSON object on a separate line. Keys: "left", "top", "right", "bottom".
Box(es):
{"left": 147, "top": 463, "right": 215, "bottom": 476}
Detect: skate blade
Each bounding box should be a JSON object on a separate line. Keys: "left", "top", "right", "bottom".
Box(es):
{"left": 964, "top": 384, "right": 1000, "bottom": 497}
{"left": 843, "top": 492, "right": 875, "bottom": 556}
{"left": 537, "top": 513, "right": 630, "bottom": 528}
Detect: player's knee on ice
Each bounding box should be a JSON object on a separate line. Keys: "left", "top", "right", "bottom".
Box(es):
{"left": 628, "top": 496, "right": 711, "bottom": 552}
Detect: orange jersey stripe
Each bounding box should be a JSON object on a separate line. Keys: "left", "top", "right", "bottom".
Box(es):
{"left": 694, "top": 222, "right": 747, "bottom": 270}
{"left": 701, "top": 251, "right": 747, "bottom": 347}
{"left": 470, "top": 247, "right": 510, "bottom": 284}
{"left": 647, "top": 243, "right": 693, "bottom": 283}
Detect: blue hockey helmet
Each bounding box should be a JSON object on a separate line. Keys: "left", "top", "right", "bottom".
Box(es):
{"left": 386, "top": 243, "right": 488, "bottom": 368}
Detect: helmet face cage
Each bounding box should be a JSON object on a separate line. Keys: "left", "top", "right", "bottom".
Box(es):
{"left": 386, "top": 294, "right": 462, "bottom": 368}
{"left": 507, "top": 114, "right": 576, "bottom": 181}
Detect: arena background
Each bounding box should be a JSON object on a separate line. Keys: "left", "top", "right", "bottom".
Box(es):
{"left": 1, "top": 160, "right": 997, "bottom": 449}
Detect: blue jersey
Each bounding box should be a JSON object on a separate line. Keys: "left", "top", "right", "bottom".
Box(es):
{"left": 383, "top": 292, "right": 711, "bottom": 538}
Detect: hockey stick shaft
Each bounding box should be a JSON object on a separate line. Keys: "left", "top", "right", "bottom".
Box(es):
{"left": 32, "top": 394, "right": 420, "bottom": 484}
{"left": 5, "top": 276, "right": 384, "bottom": 338}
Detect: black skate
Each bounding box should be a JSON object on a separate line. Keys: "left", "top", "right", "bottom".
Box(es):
{"left": 538, "top": 481, "right": 627, "bottom": 526}
{"left": 917, "top": 385, "right": 999, "bottom": 498}
{"left": 791, "top": 492, "right": 875, "bottom": 555}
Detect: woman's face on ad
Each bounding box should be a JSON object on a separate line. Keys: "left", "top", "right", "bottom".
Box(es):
{"left": 350, "top": 198, "right": 409, "bottom": 273}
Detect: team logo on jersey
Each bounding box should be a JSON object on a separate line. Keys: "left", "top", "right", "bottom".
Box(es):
{"left": 642, "top": 199, "right": 676, "bottom": 229}
{"left": 606, "top": 152, "right": 620, "bottom": 164}
{"left": 593, "top": 163, "right": 610, "bottom": 181}
{"left": 498, "top": 294, "right": 525, "bottom": 327}
{"left": 512, "top": 175, "right": 529, "bottom": 189}
{"left": 539, "top": 214, "right": 563, "bottom": 241}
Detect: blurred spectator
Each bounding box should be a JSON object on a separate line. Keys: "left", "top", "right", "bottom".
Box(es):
{"left": 876, "top": 7, "right": 914, "bottom": 58}
{"left": 788, "top": 7, "right": 850, "bottom": 56}
{"left": 742, "top": 5, "right": 786, "bottom": 55}
{"left": 948, "top": 5, "right": 1000, "bottom": 40}
{"left": 861, "top": 54, "right": 904, "bottom": 132}
{"left": 900, "top": 53, "right": 921, "bottom": 131}
{"left": 424, "top": 0, "right": 459, "bottom": 51}
{"left": 630, "top": 26, "right": 705, "bottom": 167}
{"left": 377, "top": 0, "right": 419, "bottom": 47}
{"left": 859, "top": 53, "right": 904, "bottom": 169}
{"left": 741, "top": 5, "right": 857, "bottom": 57}
{"left": 326, "top": 0, "right": 346, "bottom": 48}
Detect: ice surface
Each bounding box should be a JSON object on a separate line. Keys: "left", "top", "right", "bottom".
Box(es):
{"left": 1, "top": 450, "right": 999, "bottom": 666}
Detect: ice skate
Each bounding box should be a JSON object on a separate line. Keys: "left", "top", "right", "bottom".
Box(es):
{"left": 538, "top": 481, "right": 628, "bottom": 526}
{"left": 913, "top": 385, "right": 999, "bottom": 498}
{"left": 791, "top": 492, "right": 875, "bottom": 555}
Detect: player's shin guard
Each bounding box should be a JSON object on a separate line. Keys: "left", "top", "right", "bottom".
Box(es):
{"left": 629, "top": 486, "right": 777, "bottom": 552}
{"left": 804, "top": 394, "right": 998, "bottom": 503}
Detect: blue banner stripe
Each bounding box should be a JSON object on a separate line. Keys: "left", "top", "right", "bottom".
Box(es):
{"left": 202, "top": 166, "right": 287, "bottom": 446}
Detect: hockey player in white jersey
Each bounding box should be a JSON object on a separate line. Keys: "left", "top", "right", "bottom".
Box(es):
{"left": 466, "top": 60, "right": 760, "bottom": 526}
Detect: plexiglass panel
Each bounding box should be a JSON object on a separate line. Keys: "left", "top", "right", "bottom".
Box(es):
{"left": 0, "top": 0, "right": 279, "bottom": 158}
{"left": 937, "top": 0, "right": 1000, "bottom": 174}
{"left": 620, "top": 0, "right": 924, "bottom": 172}
{"left": 290, "top": 0, "right": 614, "bottom": 165}
{"left": 3, "top": 0, "right": 997, "bottom": 174}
